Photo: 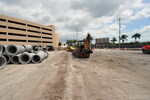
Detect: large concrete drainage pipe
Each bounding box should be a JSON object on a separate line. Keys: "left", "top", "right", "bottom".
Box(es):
{"left": 38, "top": 51, "right": 48, "bottom": 58}
{"left": 23, "top": 45, "right": 33, "bottom": 52}
{"left": 0, "top": 55, "right": 6, "bottom": 69}
{"left": 6, "top": 45, "right": 26, "bottom": 55}
{"left": 44, "top": 51, "right": 49, "bottom": 58}
{"left": 19, "top": 52, "right": 35, "bottom": 64}
{"left": 47, "top": 46, "right": 54, "bottom": 51}
{"left": 2, "top": 45, "right": 7, "bottom": 54}
{"left": 0, "top": 45, "right": 4, "bottom": 54}
{"left": 42, "top": 47, "right": 47, "bottom": 51}
{"left": 32, "top": 45, "right": 40, "bottom": 52}
{"left": 11, "top": 54, "right": 21, "bottom": 64}
{"left": 2, "top": 54, "right": 11, "bottom": 64}
{"left": 32, "top": 55, "right": 40, "bottom": 63}
{"left": 32, "top": 51, "right": 47, "bottom": 63}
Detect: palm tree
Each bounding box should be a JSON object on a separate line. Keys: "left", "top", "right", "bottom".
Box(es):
{"left": 120, "top": 34, "right": 128, "bottom": 43}
{"left": 137, "top": 33, "right": 141, "bottom": 42}
{"left": 120, "top": 34, "right": 128, "bottom": 48}
{"left": 110, "top": 37, "right": 117, "bottom": 44}
{"left": 132, "top": 33, "right": 141, "bottom": 42}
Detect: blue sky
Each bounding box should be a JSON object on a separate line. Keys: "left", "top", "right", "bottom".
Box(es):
{"left": 122, "top": 17, "right": 150, "bottom": 41}
{"left": 143, "top": 0, "right": 149, "bottom": 3}
{"left": 123, "top": 18, "right": 150, "bottom": 32}
{"left": 0, "top": 0, "right": 150, "bottom": 43}
{"left": 120, "top": 0, "right": 150, "bottom": 42}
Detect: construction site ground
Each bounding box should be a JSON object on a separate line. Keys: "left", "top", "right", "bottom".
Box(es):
{"left": 0, "top": 50, "right": 150, "bottom": 100}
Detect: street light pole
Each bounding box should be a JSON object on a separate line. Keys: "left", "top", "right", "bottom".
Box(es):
{"left": 75, "top": 26, "right": 78, "bottom": 41}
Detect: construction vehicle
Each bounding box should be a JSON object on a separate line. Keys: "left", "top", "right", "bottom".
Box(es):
{"left": 67, "top": 46, "right": 76, "bottom": 52}
{"left": 142, "top": 45, "right": 150, "bottom": 54}
{"left": 72, "top": 34, "right": 93, "bottom": 58}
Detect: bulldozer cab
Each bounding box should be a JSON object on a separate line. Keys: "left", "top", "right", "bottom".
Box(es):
{"left": 77, "top": 40, "right": 90, "bottom": 49}
{"left": 77, "top": 40, "right": 84, "bottom": 47}
{"left": 72, "top": 34, "right": 93, "bottom": 58}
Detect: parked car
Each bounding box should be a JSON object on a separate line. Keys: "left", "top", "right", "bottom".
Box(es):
{"left": 142, "top": 45, "right": 150, "bottom": 54}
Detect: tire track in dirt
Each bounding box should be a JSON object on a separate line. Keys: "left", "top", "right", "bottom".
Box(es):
{"left": 63, "top": 55, "right": 88, "bottom": 100}
{"left": 73, "top": 59, "right": 114, "bottom": 100}
{"left": 71, "top": 53, "right": 132, "bottom": 100}
{"left": 62, "top": 52, "right": 116, "bottom": 100}
{"left": 29, "top": 51, "right": 66, "bottom": 100}
{"left": 41, "top": 52, "right": 70, "bottom": 100}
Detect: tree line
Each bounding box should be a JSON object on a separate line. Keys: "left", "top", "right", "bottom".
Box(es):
{"left": 64, "top": 33, "right": 143, "bottom": 48}
{"left": 66, "top": 34, "right": 93, "bottom": 46}
{"left": 110, "top": 33, "right": 141, "bottom": 44}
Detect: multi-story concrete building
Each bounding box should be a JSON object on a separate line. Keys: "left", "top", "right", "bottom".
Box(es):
{"left": 95, "top": 37, "right": 109, "bottom": 48}
{"left": 95, "top": 37, "right": 109, "bottom": 44}
{"left": 53, "top": 33, "right": 59, "bottom": 47}
{"left": 0, "top": 14, "right": 58, "bottom": 47}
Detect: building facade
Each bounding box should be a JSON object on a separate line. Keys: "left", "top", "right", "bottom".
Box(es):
{"left": 53, "top": 33, "right": 59, "bottom": 47}
{"left": 0, "top": 14, "right": 58, "bottom": 47}
{"left": 95, "top": 37, "right": 109, "bottom": 44}
{"left": 95, "top": 37, "right": 109, "bottom": 48}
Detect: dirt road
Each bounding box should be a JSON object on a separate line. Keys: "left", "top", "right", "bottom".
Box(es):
{"left": 0, "top": 50, "right": 150, "bottom": 100}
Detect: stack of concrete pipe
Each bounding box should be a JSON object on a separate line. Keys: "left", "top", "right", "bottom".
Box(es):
{"left": 0, "top": 45, "right": 49, "bottom": 69}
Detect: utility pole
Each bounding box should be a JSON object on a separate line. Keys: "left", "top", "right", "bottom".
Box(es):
{"left": 118, "top": 18, "right": 121, "bottom": 49}
{"left": 75, "top": 26, "right": 78, "bottom": 41}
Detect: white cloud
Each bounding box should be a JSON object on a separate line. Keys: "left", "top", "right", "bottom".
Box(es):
{"left": 139, "top": 25, "right": 150, "bottom": 34}
{"left": 130, "top": 4, "right": 150, "bottom": 20}
{"left": 122, "top": 25, "right": 150, "bottom": 42}
{"left": 0, "top": 0, "right": 149, "bottom": 43}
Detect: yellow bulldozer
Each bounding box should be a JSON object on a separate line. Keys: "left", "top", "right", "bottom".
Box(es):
{"left": 72, "top": 34, "right": 93, "bottom": 58}
{"left": 66, "top": 46, "right": 76, "bottom": 52}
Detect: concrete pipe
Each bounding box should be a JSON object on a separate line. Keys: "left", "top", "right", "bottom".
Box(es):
{"left": 23, "top": 45, "right": 33, "bottom": 52}
{"left": 32, "top": 45, "right": 41, "bottom": 52}
{"left": 0, "top": 45, "right": 7, "bottom": 54}
{"left": 0, "top": 45, "right": 3, "bottom": 54}
{"left": 42, "top": 47, "right": 47, "bottom": 51}
{"left": 0, "top": 55, "right": 7, "bottom": 69}
{"left": 37, "top": 51, "right": 48, "bottom": 58}
{"left": 44, "top": 51, "right": 49, "bottom": 58}
{"left": 2, "top": 45, "right": 7, "bottom": 54}
{"left": 2, "top": 54, "right": 11, "bottom": 64}
{"left": 32, "top": 51, "right": 47, "bottom": 63}
{"left": 47, "top": 46, "right": 54, "bottom": 51}
{"left": 6, "top": 45, "right": 26, "bottom": 55}
{"left": 19, "top": 52, "right": 35, "bottom": 64}
{"left": 11, "top": 54, "right": 21, "bottom": 64}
